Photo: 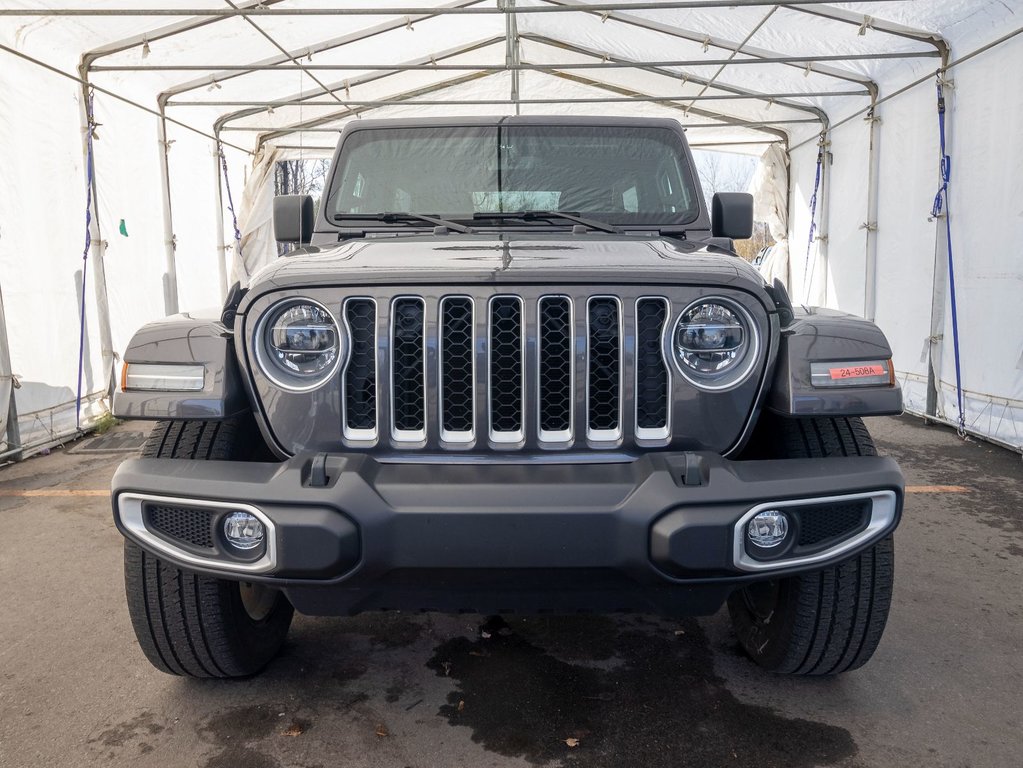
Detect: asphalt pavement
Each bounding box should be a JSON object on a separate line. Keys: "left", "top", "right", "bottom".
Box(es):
{"left": 0, "top": 415, "right": 1020, "bottom": 768}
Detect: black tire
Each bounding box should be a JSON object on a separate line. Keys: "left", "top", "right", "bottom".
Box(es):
{"left": 124, "top": 418, "right": 293, "bottom": 678}
{"left": 728, "top": 415, "right": 895, "bottom": 675}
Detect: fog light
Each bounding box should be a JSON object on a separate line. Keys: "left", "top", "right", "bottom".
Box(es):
{"left": 747, "top": 510, "right": 789, "bottom": 548}
{"left": 223, "top": 511, "right": 265, "bottom": 550}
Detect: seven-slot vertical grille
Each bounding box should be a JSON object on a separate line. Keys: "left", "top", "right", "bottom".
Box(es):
{"left": 338, "top": 293, "right": 687, "bottom": 448}
{"left": 440, "top": 297, "right": 475, "bottom": 440}
{"left": 635, "top": 298, "right": 670, "bottom": 436}
{"left": 343, "top": 299, "right": 377, "bottom": 437}
{"left": 587, "top": 297, "right": 622, "bottom": 439}
{"left": 391, "top": 298, "right": 426, "bottom": 438}
{"left": 538, "top": 297, "right": 573, "bottom": 439}
{"left": 489, "top": 297, "right": 525, "bottom": 441}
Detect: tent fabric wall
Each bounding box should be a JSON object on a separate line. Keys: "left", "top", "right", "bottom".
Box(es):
{"left": 1, "top": 1, "right": 1022, "bottom": 457}
{"left": 750, "top": 143, "right": 789, "bottom": 288}
{"left": 786, "top": 26, "right": 1023, "bottom": 450}
{"left": 0, "top": 51, "right": 108, "bottom": 453}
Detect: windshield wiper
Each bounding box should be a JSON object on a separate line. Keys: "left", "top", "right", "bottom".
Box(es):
{"left": 472, "top": 210, "right": 620, "bottom": 234}
{"left": 333, "top": 212, "right": 474, "bottom": 234}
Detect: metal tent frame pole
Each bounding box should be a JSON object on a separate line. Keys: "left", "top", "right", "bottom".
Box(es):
{"left": 212, "top": 137, "right": 231, "bottom": 301}
{"left": 505, "top": 0, "right": 521, "bottom": 115}
{"left": 157, "top": 107, "right": 180, "bottom": 316}
{"left": 0, "top": 1, "right": 915, "bottom": 17}
{"left": 926, "top": 52, "right": 954, "bottom": 422}
{"left": 75, "top": 64, "right": 118, "bottom": 410}
{"left": 222, "top": 118, "right": 822, "bottom": 134}
{"left": 95, "top": 51, "right": 937, "bottom": 73}
{"left": 862, "top": 97, "right": 882, "bottom": 321}
{"left": 174, "top": 92, "right": 866, "bottom": 107}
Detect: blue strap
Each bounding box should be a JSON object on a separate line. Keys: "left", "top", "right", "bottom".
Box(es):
{"left": 75, "top": 90, "right": 96, "bottom": 432}
{"left": 802, "top": 135, "right": 824, "bottom": 296}
{"left": 218, "top": 141, "right": 244, "bottom": 260}
{"left": 931, "top": 77, "right": 966, "bottom": 437}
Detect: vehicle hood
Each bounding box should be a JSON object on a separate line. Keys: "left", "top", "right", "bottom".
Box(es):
{"left": 242, "top": 234, "right": 770, "bottom": 307}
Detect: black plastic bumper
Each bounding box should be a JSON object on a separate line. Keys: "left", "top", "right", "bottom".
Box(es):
{"left": 111, "top": 452, "right": 903, "bottom": 616}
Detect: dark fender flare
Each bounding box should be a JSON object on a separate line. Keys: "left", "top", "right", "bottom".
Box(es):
{"left": 112, "top": 312, "right": 249, "bottom": 421}
{"left": 767, "top": 307, "right": 903, "bottom": 417}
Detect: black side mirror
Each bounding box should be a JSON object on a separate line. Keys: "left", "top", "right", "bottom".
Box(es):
{"left": 273, "top": 194, "right": 314, "bottom": 244}
{"left": 711, "top": 192, "right": 754, "bottom": 240}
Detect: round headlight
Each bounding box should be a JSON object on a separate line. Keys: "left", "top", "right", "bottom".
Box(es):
{"left": 673, "top": 299, "right": 758, "bottom": 390}
{"left": 256, "top": 299, "right": 343, "bottom": 390}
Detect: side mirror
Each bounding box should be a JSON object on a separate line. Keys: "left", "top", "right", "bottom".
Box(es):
{"left": 273, "top": 194, "right": 314, "bottom": 244}
{"left": 711, "top": 192, "right": 754, "bottom": 240}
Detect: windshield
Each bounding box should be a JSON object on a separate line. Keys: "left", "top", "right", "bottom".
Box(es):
{"left": 325, "top": 125, "right": 701, "bottom": 227}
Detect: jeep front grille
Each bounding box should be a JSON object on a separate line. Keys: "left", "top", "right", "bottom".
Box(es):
{"left": 635, "top": 298, "right": 671, "bottom": 439}
{"left": 341, "top": 292, "right": 676, "bottom": 450}
{"left": 390, "top": 297, "right": 427, "bottom": 441}
{"left": 587, "top": 297, "right": 623, "bottom": 440}
{"left": 538, "top": 296, "right": 573, "bottom": 441}
{"left": 489, "top": 296, "right": 525, "bottom": 442}
{"left": 343, "top": 298, "right": 377, "bottom": 438}
{"left": 439, "top": 297, "right": 475, "bottom": 441}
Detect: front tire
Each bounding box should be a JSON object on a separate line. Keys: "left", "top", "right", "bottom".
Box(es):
{"left": 123, "top": 418, "right": 293, "bottom": 678}
{"left": 728, "top": 415, "right": 895, "bottom": 675}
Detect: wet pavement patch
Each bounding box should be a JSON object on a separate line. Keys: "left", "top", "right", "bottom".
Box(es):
{"left": 87, "top": 710, "right": 166, "bottom": 758}
{"left": 428, "top": 616, "right": 857, "bottom": 767}
{"left": 197, "top": 704, "right": 283, "bottom": 768}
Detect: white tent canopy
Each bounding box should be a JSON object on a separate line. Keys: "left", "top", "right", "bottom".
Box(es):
{"left": 1, "top": 0, "right": 1021, "bottom": 458}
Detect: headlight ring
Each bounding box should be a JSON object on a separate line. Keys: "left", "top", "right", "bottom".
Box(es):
{"left": 672, "top": 297, "right": 760, "bottom": 391}
{"left": 254, "top": 297, "right": 344, "bottom": 391}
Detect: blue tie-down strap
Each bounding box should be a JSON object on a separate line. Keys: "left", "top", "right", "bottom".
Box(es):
{"left": 931, "top": 77, "right": 966, "bottom": 437}
{"left": 218, "top": 141, "right": 244, "bottom": 260}
{"left": 802, "top": 139, "right": 824, "bottom": 294}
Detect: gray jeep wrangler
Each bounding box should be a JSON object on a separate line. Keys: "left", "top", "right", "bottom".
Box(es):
{"left": 111, "top": 117, "right": 903, "bottom": 679}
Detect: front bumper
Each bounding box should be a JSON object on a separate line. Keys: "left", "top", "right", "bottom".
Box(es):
{"left": 111, "top": 452, "right": 902, "bottom": 616}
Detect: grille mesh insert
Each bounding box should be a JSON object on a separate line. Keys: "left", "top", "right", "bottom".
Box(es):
{"left": 490, "top": 297, "right": 523, "bottom": 435}
{"left": 344, "top": 299, "right": 377, "bottom": 432}
{"left": 797, "top": 501, "right": 870, "bottom": 546}
{"left": 144, "top": 503, "right": 215, "bottom": 549}
{"left": 635, "top": 299, "right": 669, "bottom": 430}
{"left": 538, "top": 297, "right": 573, "bottom": 434}
{"left": 392, "top": 298, "right": 426, "bottom": 433}
{"left": 441, "top": 297, "right": 474, "bottom": 435}
{"left": 587, "top": 298, "right": 621, "bottom": 434}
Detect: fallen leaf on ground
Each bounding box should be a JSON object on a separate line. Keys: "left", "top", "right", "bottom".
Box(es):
{"left": 457, "top": 700, "right": 465, "bottom": 712}
{"left": 375, "top": 725, "right": 389, "bottom": 738}
{"left": 441, "top": 661, "right": 452, "bottom": 676}
{"left": 674, "top": 629, "right": 686, "bottom": 636}
{"left": 481, "top": 630, "right": 492, "bottom": 639}
{"left": 565, "top": 738, "right": 580, "bottom": 748}
{"left": 281, "top": 723, "right": 304, "bottom": 737}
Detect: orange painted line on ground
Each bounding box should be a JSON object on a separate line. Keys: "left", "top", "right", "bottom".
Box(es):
{"left": 0, "top": 489, "right": 110, "bottom": 497}
{"left": 905, "top": 485, "right": 971, "bottom": 494}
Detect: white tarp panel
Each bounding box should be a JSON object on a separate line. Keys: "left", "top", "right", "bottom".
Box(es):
{"left": 750, "top": 143, "right": 789, "bottom": 287}
{"left": 1, "top": 0, "right": 1022, "bottom": 455}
